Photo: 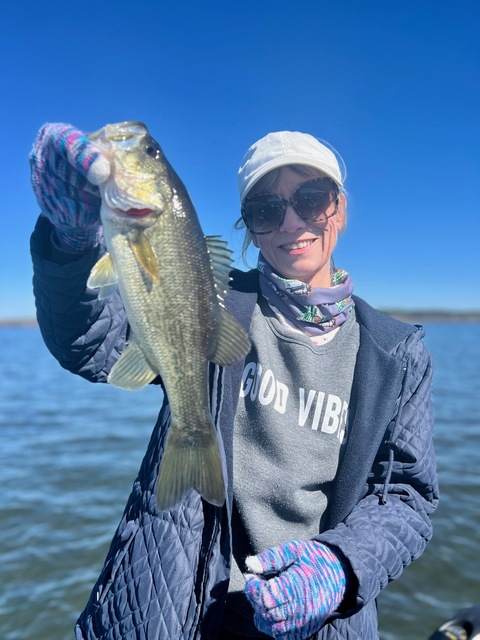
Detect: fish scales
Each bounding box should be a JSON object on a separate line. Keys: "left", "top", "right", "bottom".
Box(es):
{"left": 86, "top": 121, "right": 251, "bottom": 510}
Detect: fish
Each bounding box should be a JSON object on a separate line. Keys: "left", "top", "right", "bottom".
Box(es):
{"left": 86, "top": 121, "right": 251, "bottom": 510}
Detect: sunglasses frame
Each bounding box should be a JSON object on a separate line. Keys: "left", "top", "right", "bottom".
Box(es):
{"left": 241, "top": 177, "right": 340, "bottom": 235}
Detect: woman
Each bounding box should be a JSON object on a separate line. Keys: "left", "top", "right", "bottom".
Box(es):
{"left": 29, "top": 124, "right": 438, "bottom": 640}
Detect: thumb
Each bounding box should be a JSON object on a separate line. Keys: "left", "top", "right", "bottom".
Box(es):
{"left": 245, "top": 541, "right": 300, "bottom": 576}
{"left": 60, "top": 125, "right": 111, "bottom": 185}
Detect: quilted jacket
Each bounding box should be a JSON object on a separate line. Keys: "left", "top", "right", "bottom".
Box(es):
{"left": 31, "top": 216, "right": 439, "bottom": 640}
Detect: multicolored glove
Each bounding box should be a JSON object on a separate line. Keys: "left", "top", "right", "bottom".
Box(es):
{"left": 29, "top": 123, "right": 111, "bottom": 252}
{"left": 244, "top": 540, "right": 347, "bottom": 639}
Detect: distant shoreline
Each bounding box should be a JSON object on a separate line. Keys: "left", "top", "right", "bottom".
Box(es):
{"left": 1, "top": 311, "right": 480, "bottom": 328}
{"left": 0, "top": 318, "right": 39, "bottom": 328}
{"left": 383, "top": 311, "right": 480, "bottom": 323}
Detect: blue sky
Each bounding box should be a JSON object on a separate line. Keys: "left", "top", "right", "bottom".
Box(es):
{"left": 1, "top": 0, "right": 479, "bottom": 319}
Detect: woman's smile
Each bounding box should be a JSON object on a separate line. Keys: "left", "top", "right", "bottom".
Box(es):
{"left": 280, "top": 237, "right": 317, "bottom": 253}
{"left": 251, "top": 167, "right": 346, "bottom": 288}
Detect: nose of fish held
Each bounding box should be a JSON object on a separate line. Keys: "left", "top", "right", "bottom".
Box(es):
{"left": 87, "top": 121, "right": 149, "bottom": 148}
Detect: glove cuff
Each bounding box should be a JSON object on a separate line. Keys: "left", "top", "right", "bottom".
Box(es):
{"left": 308, "top": 542, "right": 346, "bottom": 608}
{"left": 53, "top": 223, "right": 102, "bottom": 253}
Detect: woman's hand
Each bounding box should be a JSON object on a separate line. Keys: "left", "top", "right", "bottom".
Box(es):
{"left": 244, "top": 540, "right": 346, "bottom": 639}
{"left": 29, "top": 123, "right": 111, "bottom": 252}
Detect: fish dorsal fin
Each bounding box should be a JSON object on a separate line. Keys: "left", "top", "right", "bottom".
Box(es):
{"left": 205, "top": 236, "right": 251, "bottom": 365}
{"left": 87, "top": 253, "right": 118, "bottom": 299}
{"left": 210, "top": 306, "right": 252, "bottom": 366}
{"left": 103, "top": 181, "right": 151, "bottom": 211}
{"left": 127, "top": 231, "right": 160, "bottom": 282}
{"left": 205, "top": 235, "right": 235, "bottom": 306}
{"left": 108, "top": 338, "right": 158, "bottom": 390}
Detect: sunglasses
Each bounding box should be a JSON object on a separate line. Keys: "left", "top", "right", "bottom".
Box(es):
{"left": 241, "top": 177, "right": 340, "bottom": 235}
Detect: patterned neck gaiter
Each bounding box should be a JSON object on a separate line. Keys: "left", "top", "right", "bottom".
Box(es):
{"left": 257, "top": 254, "right": 355, "bottom": 336}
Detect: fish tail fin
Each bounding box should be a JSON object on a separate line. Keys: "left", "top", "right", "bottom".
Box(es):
{"left": 155, "top": 422, "right": 225, "bottom": 511}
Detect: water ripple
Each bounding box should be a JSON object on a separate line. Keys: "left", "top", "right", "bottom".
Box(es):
{"left": 1, "top": 324, "right": 479, "bottom": 640}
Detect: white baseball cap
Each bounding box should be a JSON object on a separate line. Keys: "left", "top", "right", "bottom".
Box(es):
{"left": 238, "top": 131, "right": 344, "bottom": 202}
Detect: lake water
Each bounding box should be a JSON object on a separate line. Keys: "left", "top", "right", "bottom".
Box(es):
{"left": 0, "top": 323, "right": 479, "bottom": 640}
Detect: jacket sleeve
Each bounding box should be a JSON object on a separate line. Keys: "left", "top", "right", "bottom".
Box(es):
{"left": 30, "top": 215, "right": 128, "bottom": 382}
{"left": 316, "top": 333, "right": 439, "bottom": 613}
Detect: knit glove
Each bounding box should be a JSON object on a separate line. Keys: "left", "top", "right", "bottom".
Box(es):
{"left": 29, "top": 123, "right": 111, "bottom": 252}
{"left": 244, "top": 540, "right": 347, "bottom": 639}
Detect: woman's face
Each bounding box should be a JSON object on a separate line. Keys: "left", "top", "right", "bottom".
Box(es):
{"left": 250, "top": 166, "right": 346, "bottom": 288}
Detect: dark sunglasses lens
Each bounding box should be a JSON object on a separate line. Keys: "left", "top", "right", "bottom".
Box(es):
{"left": 294, "top": 181, "right": 335, "bottom": 220}
{"left": 243, "top": 196, "right": 284, "bottom": 234}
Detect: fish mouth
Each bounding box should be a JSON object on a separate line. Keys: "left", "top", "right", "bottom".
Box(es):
{"left": 111, "top": 207, "right": 159, "bottom": 220}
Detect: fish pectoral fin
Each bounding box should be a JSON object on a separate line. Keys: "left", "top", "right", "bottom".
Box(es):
{"left": 96, "top": 284, "right": 118, "bottom": 300}
{"left": 87, "top": 253, "right": 119, "bottom": 300}
{"left": 87, "top": 253, "right": 118, "bottom": 296}
{"left": 127, "top": 232, "right": 160, "bottom": 282}
{"left": 108, "top": 340, "right": 157, "bottom": 390}
{"left": 209, "top": 307, "right": 251, "bottom": 366}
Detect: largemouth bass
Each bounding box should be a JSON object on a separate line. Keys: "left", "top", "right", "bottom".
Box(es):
{"left": 86, "top": 122, "right": 251, "bottom": 510}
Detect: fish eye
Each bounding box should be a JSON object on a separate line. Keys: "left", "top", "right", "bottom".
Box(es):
{"left": 145, "top": 144, "right": 160, "bottom": 159}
